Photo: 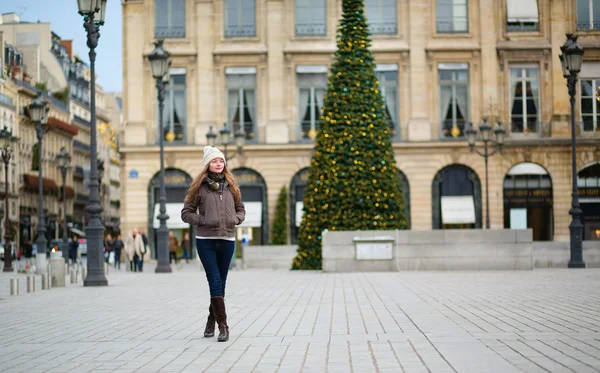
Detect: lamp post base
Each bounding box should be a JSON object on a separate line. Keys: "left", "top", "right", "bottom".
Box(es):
{"left": 83, "top": 275, "right": 109, "bottom": 286}
{"left": 155, "top": 262, "right": 172, "bottom": 273}
{"left": 568, "top": 261, "right": 586, "bottom": 268}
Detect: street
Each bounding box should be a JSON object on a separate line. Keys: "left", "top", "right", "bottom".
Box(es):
{"left": 1, "top": 264, "right": 599, "bottom": 373}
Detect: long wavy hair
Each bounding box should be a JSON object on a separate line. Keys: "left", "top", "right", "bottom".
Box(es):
{"left": 184, "top": 164, "right": 241, "bottom": 204}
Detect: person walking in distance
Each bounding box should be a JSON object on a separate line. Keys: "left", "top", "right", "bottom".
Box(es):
{"left": 139, "top": 228, "right": 149, "bottom": 272}
{"left": 68, "top": 235, "right": 79, "bottom": 266}
{"left": 182, "top": 232, "right": 190, "bottom": 263}
{"left": 181, "top": 146, "right": 246, "bottom": 342}
{"left": 168, "top": 231, "right": 179, "bottom": 265}
{"left": 104, "top": 234, "right": 113, "bottom": 264}
{"left": 112, "top": 234, "right": 124, "bottom": 270}
{"left": 125, "top": 228, "right": 144, "bottom": 272}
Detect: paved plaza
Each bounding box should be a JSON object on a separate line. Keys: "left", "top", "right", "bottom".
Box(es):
{"left": 0, "top": 263, "right": 599, "bottom": 373}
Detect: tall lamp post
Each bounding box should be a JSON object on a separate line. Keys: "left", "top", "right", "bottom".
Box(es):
{"left": 466, "top": 118, "right": 506, "bottom": 229}
{"left": 205, "top": 123, "right": 245, "bottom": 161}
{"left": 148, "top": 39, "right": 172, "bottom": 273}
{"left": 560, "top": 33, "right": 586, "bottom": 268}
{"left": 29, "top": 96, "right": 50, "bottom": 274}
{"left": 77, "top": 0, "right": 108, "bottom": 286}
{"left": 57, "top": 147, "right": 71, "bottom": 262}
{"left": 0, "top": 126, "right": 17, "bottom": 272}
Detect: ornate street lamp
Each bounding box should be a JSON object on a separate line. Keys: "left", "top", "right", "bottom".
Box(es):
{"left": 29, "top": 95, "right": 50, "bottom": 274}
{"left": 77, "top": 0, "right": 108, "bottom": 286}
{"left": 560, "top": 33, "right": 585, "bottom": 268}
{"left": 148, "top": 39, "right": 172, "bottom": 273}
{"left": 466, "top": 118, "right": 506, "bottom": 229}
{"left": 57, "top": 147, "right": 71, "bottom": 262}
{"left": 0, "top": 126, "right": 17, "bottom": 272}
{"left": 205, "top": 122, "right": 245, "bottom": 161}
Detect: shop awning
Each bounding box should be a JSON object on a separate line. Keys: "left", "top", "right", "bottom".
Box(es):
{"left": 441, "top": 196, "right": 476, "bottom": 224}
{"left": 153, "top": 203, "right": 188, "bottom": 229}
{"left": 506, "top": 0, "right": 539, "bottom": 23}
{"left": 23, "top": 174, "right": 57, "bottom": 193}
{"left": 507, "top": 162, "right": 548, "bottom": 176}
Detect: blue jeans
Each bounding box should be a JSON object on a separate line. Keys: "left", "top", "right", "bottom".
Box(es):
{"left": 196, "top": 239, "right": 234, "bottom": 297}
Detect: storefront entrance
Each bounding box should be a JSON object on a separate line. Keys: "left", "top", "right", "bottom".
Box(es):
{"left": 432, "top": 164, "right": 482, "bottom": 229}
{"left": 147, "top": 168, "right": 194, "bottom": 259}
{"left": 503, "top": 162, "right": 553, "bottom": 241}
{"left": 578, "top": 163, "right": 600, "bottom": 240}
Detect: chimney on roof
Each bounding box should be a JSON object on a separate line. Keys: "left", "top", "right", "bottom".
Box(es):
{"left": 1, "top": 13, "right": 21, "bottom": 24}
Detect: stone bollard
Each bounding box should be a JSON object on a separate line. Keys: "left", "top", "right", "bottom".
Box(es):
{"left": 10, "top": 278, "right": 19, "bottom": 295}
{"left": 70, "top": 270, "right": 77, "bottom": 284}
{"left": 50, "top": 252, "right": 66, "bottom": 288}
{"left": 41, "top": 274, "right": 49, "bottom": 290}
{"left": 27, "top": 275, "right": 35, "bottom": 293}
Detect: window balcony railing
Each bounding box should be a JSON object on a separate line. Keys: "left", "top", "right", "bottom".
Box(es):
{"left": 225, "top": 25, "right": 256, "bottom": 37}
{"left": 507, "top": 22, "right": 539, "bottom": 32}
{"left": 154, "top": 26, "right": 186, "bottom": 38}
{"left": 296, "top": 23, "right": 326, "bottom": 36}
{"left": 368, "top": 22, "right": 397, "bottom": 35}
{"left": 436, "top": 20, "right": 468, "bottom": 33}
{"left": 577, "top": 21, "right": 600, "bottom": 31}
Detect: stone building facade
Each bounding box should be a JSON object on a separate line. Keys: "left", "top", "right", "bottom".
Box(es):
{"left": 121, "top": 0, "right": 600, "bottom": 252}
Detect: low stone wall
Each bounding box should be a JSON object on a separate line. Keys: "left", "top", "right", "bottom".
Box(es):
{"left": 242, "top": 245, "right": 297, "bottom": 269}
{"left": 322, "top": 229, "right": 534, "bottom": 272}
{"left": 533, "top": 241, "right": 600, "bottom": 268}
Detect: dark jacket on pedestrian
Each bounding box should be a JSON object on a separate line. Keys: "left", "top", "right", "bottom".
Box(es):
{"left": 104, "top": 238, "right": 114, "bottom": 252}
{"left": 169, "top": 235, "right": 179, "bottom": 253}
{"left": 68, "top": 239, "right": 79, "bottom": 256}
{"left": 113, "top": 239, "right": 123, "bottom": 254}
{"left": 181, "top": 180, "right": 246, "bottom": 237}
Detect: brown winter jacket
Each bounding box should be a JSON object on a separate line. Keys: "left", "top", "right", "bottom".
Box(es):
{"left": 180, "top": 181, "right": 246, "bottom": 238}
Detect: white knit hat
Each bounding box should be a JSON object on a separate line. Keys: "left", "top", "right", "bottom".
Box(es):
{"left": 202, "top": 146, "right": 226, "bottom": 169}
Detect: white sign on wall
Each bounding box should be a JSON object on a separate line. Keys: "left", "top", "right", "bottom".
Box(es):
{"left": 510, "top": 208, "right": 528, "bottom": 229}
{"left": 239, "top": 201, "right": 262, "bottom": 228}
{"left": 355, "top": 242, "right": 393, "bottom": 260}
{"left": 153, "top": 203, "right": 187, "bottom": 229}
{"left": 295, "top": 201, "right": 304, "bottom": 227}
{"left": 441, "top": 196, "right": 476, "bottom": 224}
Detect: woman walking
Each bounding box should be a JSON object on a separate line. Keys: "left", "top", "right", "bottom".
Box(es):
{"left": 181, "top": 146, "right": 245, "bottom": 342}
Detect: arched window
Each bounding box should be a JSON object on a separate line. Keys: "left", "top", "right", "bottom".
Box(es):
{"left": 432, "top": 164, "right": 482, "bottom": 229}
{"left": 232, "top": 168, "right": 268, "bottom": 245}
{"left": 504, "top": 162, "right": 553, "bottom": 241}
{"left": 578, "top": 163, "right": 600, "bottom": 240}
{"left": 397, "top": 169, "right": 411, "bottom": 229}
{"left": 147, "top": 168, "right": 193, "bottom": 259}
{"left": 290, "top": 168, "right": 309, "bottom": 244}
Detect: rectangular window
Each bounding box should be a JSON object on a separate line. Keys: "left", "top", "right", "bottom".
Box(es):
{"left": 365, "top": 0, "right": 397, "bottom": 35}
{"left": 509, "top": 66, "right": 540, "bottom": 134}
{"left": 580, "top": 79, "right": 600, "bottom": 132}
{"left": 160, "top": 69, "right": 187, "bottom": 144}
{"left": 155, "top": 0, "right": 185, "bottom": 38}
{"left": 226, "top": 68, "right": 257, "bottom": 141}
{"left": 297, "top": 67, "right": 327, "bottom": 141}
{"left": 438, "top": 63, "right": 469, "bottom": 139}
{"left": 436, "top": 0, "right": 468, "bottom": 33}
{"left": 375, "top": 65, "right": 399, "bottom": 138}
{"left": 225, "top": 0, "right": 256, "bottom": 37}
{"left": 578, "top": 0, "right": 600, "bottom": 31}
{"left": 296, "top": 0, "right": 326, "bottom": 36}
{"left": 506, "top": 0, "right": 539, "bottom": 32}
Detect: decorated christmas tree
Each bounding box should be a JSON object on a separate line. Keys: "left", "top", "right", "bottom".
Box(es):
{"left": 270, "top": 185, "right": 288, "bottom": 245}
{"left": 291, "top": 0, "right": 407, "bottom": 270}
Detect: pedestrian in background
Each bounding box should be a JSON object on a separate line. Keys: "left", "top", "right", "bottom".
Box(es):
{"left": 68, "top": 235, "right": 79, "bottom": 265}
{"left": 181, "top": 232, "right": 190, "bottom": 263}
{"left": 113, "top": 234, "right": 124, "bottom": 270}
{"left": 168, "top": 231, "right": 179, "bottom": 265}
{"left": 181, "top": 146, "right": 246, "bottom": 342}
{"left": 139, "top": 228, "right": 149, "bottom": 272}
{"left": 125, "top": 228, "right": 144, "bottom": 272}
{"left": 104, "top": 234, "right": 113, "bottom": 263}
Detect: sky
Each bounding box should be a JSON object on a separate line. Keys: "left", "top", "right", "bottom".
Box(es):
{"left": 1, "top": 0, "right": 122, "bottom": 92}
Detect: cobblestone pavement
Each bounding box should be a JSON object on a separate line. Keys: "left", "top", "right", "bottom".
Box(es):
{"left": 1, "top": 262, "right": 599, "bottom": 373}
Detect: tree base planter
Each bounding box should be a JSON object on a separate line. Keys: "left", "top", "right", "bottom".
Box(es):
{"left": 322, "top": 229, "right": 534, "bottom": 272}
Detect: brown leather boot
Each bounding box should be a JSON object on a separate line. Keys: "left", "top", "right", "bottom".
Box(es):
{"left": 203, "top": 304, "right": 215, "bottom": 338}
{"left": 211, "top": 296, "right": 229, "bottom": 342}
